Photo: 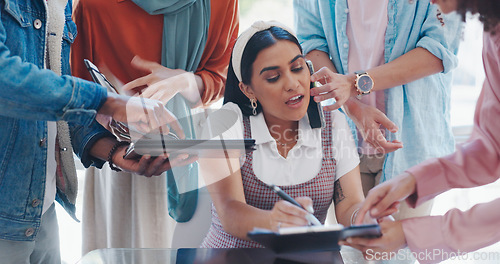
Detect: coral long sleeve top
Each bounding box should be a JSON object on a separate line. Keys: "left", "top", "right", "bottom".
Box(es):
{"left": 71, "top": 0, "right": 238, "bottom": 105}
{"left": 402, "top": 27, "right": 500, "bottom": 264}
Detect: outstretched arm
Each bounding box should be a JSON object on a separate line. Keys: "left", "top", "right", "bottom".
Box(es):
{"left": 307, "top": 51, "right": 403, "bottom": 153}
{"left": 308, "top": 48, "right": 443, "bottom": 112}
{"left": 201, "top": 157, "right": 313, "bottom": 240}
{"left": 333, "top": 166, "right": 367, "bottom": 227}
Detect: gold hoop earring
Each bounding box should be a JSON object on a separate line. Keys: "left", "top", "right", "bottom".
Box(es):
{"left": 250, "top": 98, "right": 258, "bottom": 116}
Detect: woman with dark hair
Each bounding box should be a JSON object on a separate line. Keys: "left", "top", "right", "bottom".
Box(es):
{"left": 452, "top": 0, "right": 500, "bottom": 32}
{"left": 344, "top": 1, "right": 500, "bottom": 263}
{"left": 199, "top": 21, "right": 368, "bottom": 248}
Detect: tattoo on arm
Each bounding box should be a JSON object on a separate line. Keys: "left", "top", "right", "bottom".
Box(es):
{"left": 333, "top": 180, "right": 345, "bottom": 205}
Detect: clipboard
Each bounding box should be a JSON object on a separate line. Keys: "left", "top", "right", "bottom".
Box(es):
{"left": 247, "top": 224, "right": 381, "bottom": 253}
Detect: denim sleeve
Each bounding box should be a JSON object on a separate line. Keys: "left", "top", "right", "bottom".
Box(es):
{"left": 416, "top": 4, "right": 461, "bottom": 74}
{"left": 70, "top": 120, "right": 114, "bottom": 168}
{"left": 0, "top": 11, "right": 108, "bottom": 126}
{"left": 293, "top": 0, "right": 329, "bottom": 55}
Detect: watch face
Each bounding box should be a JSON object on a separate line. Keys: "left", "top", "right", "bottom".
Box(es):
{"left": 358, "top": 75, "right": 373, "bottom": 93}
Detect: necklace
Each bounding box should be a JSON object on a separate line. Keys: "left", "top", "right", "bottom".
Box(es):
{"left": 274, "top": 137, "right": 297, "bottom": 158}
{"left": 274, "top": 137, "right": 297, "bottom": 147}
{"left": 270, "top": 129, "right": 298, "bottom": 148}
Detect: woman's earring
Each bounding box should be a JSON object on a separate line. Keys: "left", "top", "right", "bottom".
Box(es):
{"left": 250, "top": 98, "right": 258, "bottom": 116}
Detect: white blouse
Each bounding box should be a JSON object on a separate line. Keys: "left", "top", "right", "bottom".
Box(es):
{"left": 201, "top": 103, "right": 359, "bottom": 186}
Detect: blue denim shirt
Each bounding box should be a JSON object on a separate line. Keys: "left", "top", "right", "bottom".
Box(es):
{"left": 0, "top": 0, "right": 113, "bottom": 241}
{"left": 294, "top": 0, "right": 462, "bottom": 181}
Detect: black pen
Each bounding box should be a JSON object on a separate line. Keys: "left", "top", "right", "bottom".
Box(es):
{"left": 269, "top": 184, "right": 322, "bottom": 226}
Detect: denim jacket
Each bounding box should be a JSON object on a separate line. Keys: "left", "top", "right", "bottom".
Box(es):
{"left": 0, "top": 0, "right": 113, "bottom": 241}
{"left": 294, "top": 0, "right": 462, "bottom": 181}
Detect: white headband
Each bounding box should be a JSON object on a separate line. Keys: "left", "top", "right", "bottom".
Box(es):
{"left": 231, "top": 20, "right": 295, "bottom": 83}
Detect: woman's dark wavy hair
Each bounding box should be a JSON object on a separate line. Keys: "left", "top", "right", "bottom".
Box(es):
{"left": 223, "top": 26, "right": 303, "bottom": 116}
{"left": 456, "top": 0, "right": 500, "bottom": 33}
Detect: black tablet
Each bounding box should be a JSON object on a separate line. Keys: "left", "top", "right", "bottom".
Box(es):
{"left": 84, "top": 59, "right": 119, "bottom": 94}
{"left": 124, "top": 138, "right": 256, "bottom": 159}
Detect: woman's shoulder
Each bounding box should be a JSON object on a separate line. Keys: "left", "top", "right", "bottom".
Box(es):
{"left": 201, "top": 103, "right": 245, "bottom": 139}
{"left": 219, "top": 102, "right": 243, "bottom": 117}
{"left": 206, "top": 102, "right": 244, "bottom": 128}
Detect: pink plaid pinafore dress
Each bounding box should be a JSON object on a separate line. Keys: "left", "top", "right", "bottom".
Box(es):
{"left": 201, "top": 112, "right": 336, "bottom": 248}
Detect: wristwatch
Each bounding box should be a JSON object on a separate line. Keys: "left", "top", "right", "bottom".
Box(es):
{"left": 354, "top": 71, "right": 374, "bottom": 98}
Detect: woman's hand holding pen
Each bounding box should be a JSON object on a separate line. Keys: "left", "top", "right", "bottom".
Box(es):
{"left": 270, "top": 197, "right": 315, "bottom": 231}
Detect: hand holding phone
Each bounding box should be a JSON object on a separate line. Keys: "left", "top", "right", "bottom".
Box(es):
{"left": 340, "top": 224, "right": 382, "bottom": 240}
{"left": 305, "top": 60, "right": 325, "bottom": 128}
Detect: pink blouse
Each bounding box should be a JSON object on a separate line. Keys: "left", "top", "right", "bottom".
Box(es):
{"left": 402, "top": 26, "right": 500, "bottom": 263}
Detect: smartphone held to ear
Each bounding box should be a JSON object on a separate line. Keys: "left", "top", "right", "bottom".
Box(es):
{"left": 306, "top": 60, "right": 325, "bottom": 129}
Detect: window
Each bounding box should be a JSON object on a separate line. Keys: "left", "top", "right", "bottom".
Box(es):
{"left": 450, "top": 15, "right": 484, "bottom": 143}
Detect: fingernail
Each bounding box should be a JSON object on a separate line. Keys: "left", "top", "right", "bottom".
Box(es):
{"left": 314, "top": 96, "right": 320, "bottom": 102}
{"left": 347, "top": 238, "right": 353, "bottom": 243}
{"left": 371, "top": 208, "right": 378, "bottom": 215}
{"left": 306, "top": 205, "right": 314, "bottom": 214}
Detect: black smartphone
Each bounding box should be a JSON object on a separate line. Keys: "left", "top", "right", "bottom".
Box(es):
{"left": 305, "top": 60, "right": 325, "bottom": 129}
{"left": 340, "top": 224, "right": 382, "bottom": 240}
{"left": 84, "top": 59, "right": 119, "bottom": 94}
